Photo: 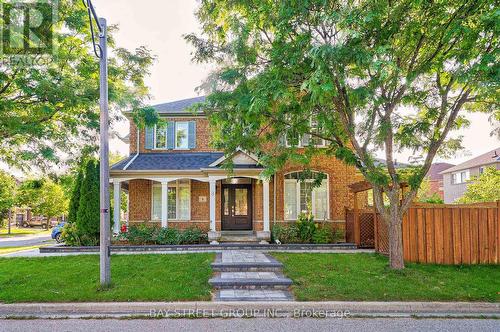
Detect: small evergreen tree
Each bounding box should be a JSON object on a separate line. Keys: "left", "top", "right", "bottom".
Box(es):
{"left": 67, "top": 163, "right": 85, "bottom": 224}
{"left": 76, "top": 159, "right": 100, "bottom": 245}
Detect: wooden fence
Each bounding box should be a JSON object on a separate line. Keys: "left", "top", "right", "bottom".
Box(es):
{"left": 345, "top": 209, "right": 375, "bottom": 248}
{"left": 374, "top": 201, "right": 500, "bottom": 265}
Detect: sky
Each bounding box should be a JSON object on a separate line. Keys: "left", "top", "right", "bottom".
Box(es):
{"left": 43, "top": 1, "right": 500, "bottom": 170}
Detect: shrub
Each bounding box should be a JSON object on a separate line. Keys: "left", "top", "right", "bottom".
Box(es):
{"left": 126, "top": 224, "right": 157, "bottom": 245}
{"left": 271, "top": 223, "right": 299, "bottom": 243}
{"left": 61, "top": 222, "right": 81, "bottom": 246}
{"left": 75, "top": 159, "right": 100, "bottom": 244}
{"left": 155, "top": 227, "right": 181, "bottom": 245}
{"left": 179, "top": 228, "right": 207, "bottom": 244}
{"left": 312, "top": 227, "right": 330, "bottom": 244}
{"left": 296, "top": 213, "right": 316, "bottom": 243}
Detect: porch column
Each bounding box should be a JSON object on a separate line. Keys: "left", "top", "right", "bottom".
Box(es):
{"left": 209, "top": 179, "right": 216, "bottom": 232}
{"left": 263, "top": 179, "right": 270, "bottom": 232}
{"left": 161, "top": 180, "right": 169, "bottom": 228}
{"left": 113, "top": 181, "right": 121, "bottom": 234}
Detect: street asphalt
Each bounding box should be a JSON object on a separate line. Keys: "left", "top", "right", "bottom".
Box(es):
{"left": 0, "top": 318, "right": 499, "bottom": 332}
{"left": 0, "top": 233, "right": 54, "bottom": 248}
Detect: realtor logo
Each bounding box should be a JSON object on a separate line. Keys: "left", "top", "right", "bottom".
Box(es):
{"left": 1, "top": 0, "right": 56, "bottom": 55}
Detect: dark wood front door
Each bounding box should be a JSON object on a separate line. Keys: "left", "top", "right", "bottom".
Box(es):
{"left": 221, "top": 184, "right": 252, "bottom": 230}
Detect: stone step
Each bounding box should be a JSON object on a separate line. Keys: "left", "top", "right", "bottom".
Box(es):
{"left": 219, "top": 236, "right": 259, "bottom": 243}
{"left": 209, "top": 272, "right": 293, "bottom": 290}
{"left": 211, "top": 261, "right": 283, "bottom": 272}
{"left": 214, "top": 289, "right": 293, "bottom": 301}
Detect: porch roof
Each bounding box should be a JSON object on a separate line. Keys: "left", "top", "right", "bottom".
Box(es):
{"left": 110, "top": 152, "right": 263, "bottom": 172}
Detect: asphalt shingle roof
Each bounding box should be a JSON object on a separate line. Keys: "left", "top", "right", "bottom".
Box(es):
{"left": 111, "top": 152, "right": 224, "bottom": 171}
{"left": 426, "top": 163, "right": 455, "bottom": 181}
{"left": 441, "top": 147, "right": 500, "bottom": 174}
{"left": 151, "top": 96, "right": 206, "bottom": 114}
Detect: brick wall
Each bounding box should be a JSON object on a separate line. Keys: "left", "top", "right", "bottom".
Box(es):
{"left": 275, "top": 154, "right": 366, "bottom": 222}
{"left": 129, "top": 117, "right": 218, "bottom": 154}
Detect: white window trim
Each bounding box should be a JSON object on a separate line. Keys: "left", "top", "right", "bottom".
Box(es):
{"left": 174, "top": 121, "right": 189, "bottom": 150}
{"left": 283, "top": 172, "right": 329, "bottom": 221}
{"left": 151, "top": 180, "right": 191, "bottom": 221}
{"left": 451, "top": 170, "right": 470, "bottom": 184}
{"left": 284, "top": 118, "right": 326, "bottom": 148}
{"left": 153, "top": 124, "right": 167, "bottom": 150}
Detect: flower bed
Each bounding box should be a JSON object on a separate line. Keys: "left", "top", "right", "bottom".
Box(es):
{"left": 271, "top": 214, "right": 344, "bottom": 244}
{"left": 115, "top": 225, "right": 208, "bottom": 245}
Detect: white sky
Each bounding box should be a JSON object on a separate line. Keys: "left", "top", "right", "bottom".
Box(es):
{"left": 8, "top": 0, "right": 498, "bottom": 177}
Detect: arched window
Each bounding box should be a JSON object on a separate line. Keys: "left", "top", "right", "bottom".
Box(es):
{"left": 283, "top": 171, "right": 329, "bottom": 220}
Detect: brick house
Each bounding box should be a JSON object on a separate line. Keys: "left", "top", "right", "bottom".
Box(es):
{"left": 425, "top": 163, "right": 455, "bottom": 199}
{"left": 110, "top": 96, "right": 364, "bottom": 243}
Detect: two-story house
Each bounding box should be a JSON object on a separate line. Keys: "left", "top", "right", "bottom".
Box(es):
{"left": 441, "top": 147, "right": 500, "bottom": 203}
{"left": 110, "top": 96, "right": 364, "bottom": 243}
{"left": 425, "top": 163, "right": 455, "bottom": 199}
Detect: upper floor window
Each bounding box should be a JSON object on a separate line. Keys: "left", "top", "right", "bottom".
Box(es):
{"left": 149, "top": 121, "right": 196, "bottom": 150}
{"left": 175, "top": 122, "right": 189, "bottom": 149}
{"left": 284, "top": 171, "right": 328, "bottom": 221}
{"left": 284, "top": 117, "right": 326, "bottom": 148}
{"left": 451, "top": 170, "right": 470, "bottom": 184}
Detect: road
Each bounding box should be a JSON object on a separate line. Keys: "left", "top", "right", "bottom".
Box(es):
{"left": 0, "top": 318, "right": 498, "bottom": 332}
{"left": 0, "top": 232, "right": 54, "bottom": 247}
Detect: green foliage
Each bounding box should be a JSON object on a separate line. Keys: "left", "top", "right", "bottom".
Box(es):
{"left": 61, "top": 222, "right": 82, "bottom": 246}
{"left": 16, "top": 178, "right": 68, "bottom": 219}
{"left": 0, "top": 171, "right": 16, "bottom": 223}
{"left": 122, "top": 225, "right": 208, "bottom": 245}
{"left": 75, "top": 159, "right": 100, "bottom": 245}
{"left": 271, "top": 218, "right": 343, "bottom": 244}
{"left": 67, "top": 164, "right": 85, "bottom": 223}
{"left": 0, "top": 0, "right": 155, "bottom": 170}
{"left": 415, "top": 178, "right": 443, "bottom": 203}
{"left": 457, "top": 168, "right": 500, "bottom": 203}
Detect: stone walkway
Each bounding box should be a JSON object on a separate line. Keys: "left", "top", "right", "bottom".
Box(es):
{"left": 209, "top": 250, "right": 294, "bottom": 301}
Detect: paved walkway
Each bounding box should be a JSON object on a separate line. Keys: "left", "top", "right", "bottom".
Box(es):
{"left": 210, "top": 250, "right": 294, "bottom": 301}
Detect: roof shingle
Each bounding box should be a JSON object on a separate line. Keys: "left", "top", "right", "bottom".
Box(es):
{"left": 440, "top": 148, "right": 500, "bottom": 174}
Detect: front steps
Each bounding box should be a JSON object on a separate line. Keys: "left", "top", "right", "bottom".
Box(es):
{"left": 219, "top": 231, "right": 258, "bottom": 243}
{"left": 210, "top": 251, "right": 294, "bottom": 301}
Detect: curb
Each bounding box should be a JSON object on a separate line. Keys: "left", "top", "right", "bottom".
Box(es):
{"left": 0, "top": 301, "right": 498, "bottom": 319}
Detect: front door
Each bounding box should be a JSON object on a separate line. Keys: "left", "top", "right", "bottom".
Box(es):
{"left": 221, "top": 184, "right": 252, "bottom": 230}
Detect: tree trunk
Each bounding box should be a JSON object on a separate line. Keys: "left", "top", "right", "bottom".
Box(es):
{"left": 388, "top": 215, "right": 404, "bottom": 269}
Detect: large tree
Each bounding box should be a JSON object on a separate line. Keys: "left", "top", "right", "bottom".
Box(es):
{"left": 0, "top": 0, "right": 155, "bottom": 170}
{"left": 0, "top": 171, "right": 16, "bottom": 226}
{"left": 16, "top": 178, "right": 67, "bottom": 222}
{"left": 187, "top": 0, "right": 499, "bottom": 268}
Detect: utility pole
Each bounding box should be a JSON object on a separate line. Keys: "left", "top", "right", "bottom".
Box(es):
{"left": 83, "top": 0, "right": 111, "bottom": 287}
{"left": 98, "top": 17, "right": 111, "bottom": 287}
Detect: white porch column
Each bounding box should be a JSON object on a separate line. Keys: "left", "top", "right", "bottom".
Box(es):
{"left": 113, "top": 181, "right": 121, "bottom": 234}
{"left": 209, "top": 179, "right": 216, "bottom": 232}
{"left": 161, "top": 180, "right": 169, "bottom": 228}
{"left": 263, "top": 179, "right": 270, "bottom": 232}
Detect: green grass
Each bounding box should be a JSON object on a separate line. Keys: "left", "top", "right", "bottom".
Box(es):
{"left": 0, "top": 254, "right": 215, "bottom": 303}
{"left": 272, "top": 253, "right": 500, "bottom": 302}
{"left": 0, "top": 228, "right": 50, "bottom": 237}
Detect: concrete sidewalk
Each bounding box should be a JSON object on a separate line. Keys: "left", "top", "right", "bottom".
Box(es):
{"left": 0, "top": 301, "right": 498, "bottom": 319}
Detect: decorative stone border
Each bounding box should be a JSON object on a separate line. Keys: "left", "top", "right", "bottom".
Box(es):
{"left": 39, "top": 243, "right": 359, "bottom": 253}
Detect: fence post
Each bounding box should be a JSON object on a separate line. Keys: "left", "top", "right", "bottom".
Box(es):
{"left": 354, "top": 192, "right": 360, "bottom": 246}
{"left": 373, "top": 205, "right": 378, "bottom": 251}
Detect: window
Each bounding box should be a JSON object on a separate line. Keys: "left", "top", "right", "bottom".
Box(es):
{"left": 451, "top": 170, "right": 470, "bottom": 184}
{"left": 284, "top": 171, "right": 328, "bottom": 220}
{"left": 284, "top": 117, "right": 326, "bottom": 148}
{"left": 152, "top": 180, "right": 191, "bottom": 220}
{"left": 175, "top": 122, "right": 189, "bottom": 149}
{"left": 479, "top": 167, "right": 485, "bottom": 175}
{"left": 154, "top": 124, "right": 167, "bottom": 149}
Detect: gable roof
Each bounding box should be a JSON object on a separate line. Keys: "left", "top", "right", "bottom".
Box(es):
{"left": 426, "top": 163, "right": 455, "bottom": 181}
{"left": 209, "top": 148, "right": 260, "bottom": 167}
{"left": 111, "top": 152, "right": 223, "bottom": 171}
{"left": 441, "top": 147, "right": 500, "bottom": 174}
{"left": 150, "top": 96, "right": 206, "bottom": 115}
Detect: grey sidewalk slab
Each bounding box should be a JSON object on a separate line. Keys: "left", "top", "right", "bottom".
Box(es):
{"left": 0, "top": 301, "right": 498, "bottom": 319}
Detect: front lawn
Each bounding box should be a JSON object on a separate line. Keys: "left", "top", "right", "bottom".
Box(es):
{"left": 0, "top": 254, "right": 214, "bottom": 303}
{"left": 272, "top": 253, "right": 500, "bottom": 302}
{"left": 0, "top": 228, "right": 50, "bottom": 237}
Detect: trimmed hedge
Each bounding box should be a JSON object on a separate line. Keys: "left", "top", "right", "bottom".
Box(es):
{"left": 118, "top": 225, "right": 208, "bottom": 245}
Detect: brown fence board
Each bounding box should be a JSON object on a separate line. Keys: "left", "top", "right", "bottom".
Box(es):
{"left": 434, "top": 208, "right": 444, "bottom": 264}
{"left": 373, "top": 202, "right": 499, "bottom": 265}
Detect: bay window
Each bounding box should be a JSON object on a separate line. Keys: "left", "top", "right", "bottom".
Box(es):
{"left": 152, "top": 179, "right": 191, "bottom": 220}
{"left": 284, "top": 171, "right": 329, "bottom": 220}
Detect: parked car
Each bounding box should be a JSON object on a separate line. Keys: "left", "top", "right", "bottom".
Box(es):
{"left": 22, "top": 216, "right": 58, "bottom": 229}
{"left": 51, "top": 222, "right": 66, "bottom": 243}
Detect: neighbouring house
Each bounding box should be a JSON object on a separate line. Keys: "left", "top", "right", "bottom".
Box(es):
{"left": 425, "top": 163, "right": 455, "bottom": 199}
{"left": 110, "top": 96, "right": 366, "bottom": 243}
{"left": 441, "top": 148, "right": 500, "bottom": 203}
